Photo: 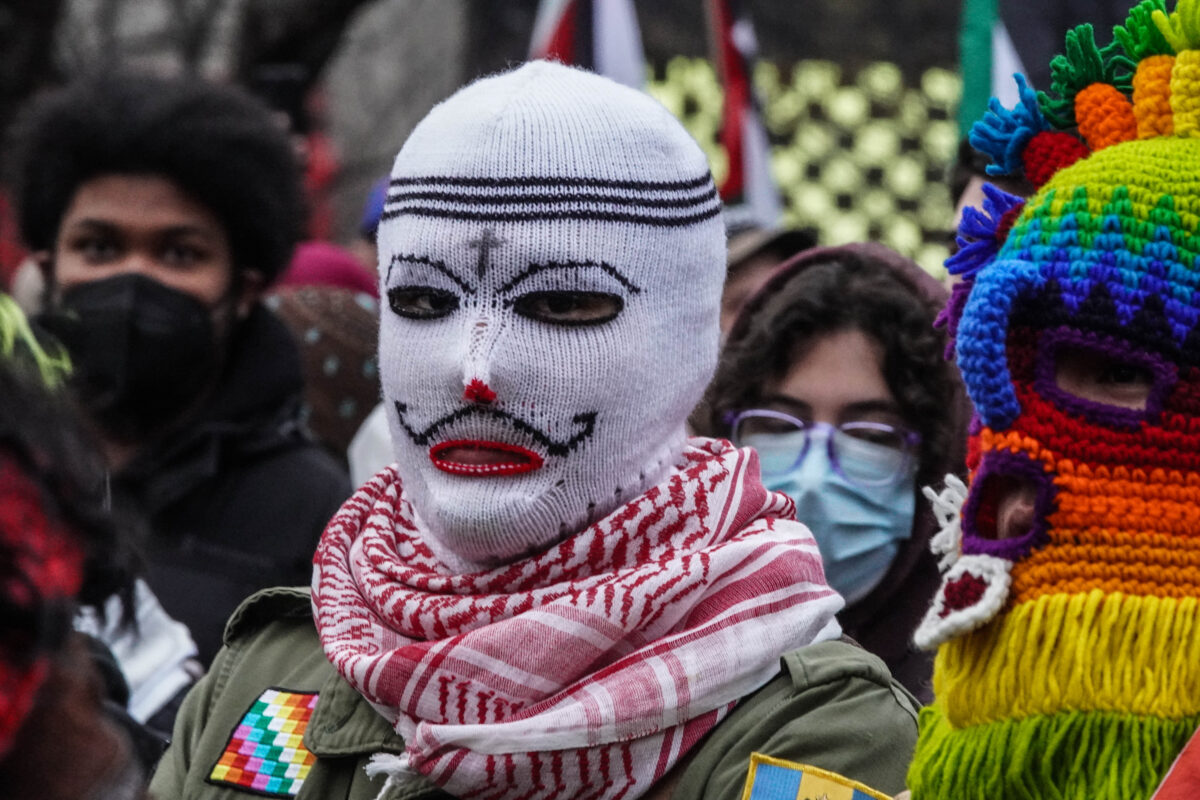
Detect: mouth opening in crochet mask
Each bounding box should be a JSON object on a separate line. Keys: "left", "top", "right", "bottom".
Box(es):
{"left": 962, "top": 451, "right": 1056, "bottom": 561}
{"left": 429, "top": 439, "right": 545, "bottom": 476}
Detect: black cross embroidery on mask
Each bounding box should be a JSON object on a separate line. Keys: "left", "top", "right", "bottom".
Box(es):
{"left": 468, "top": 228, "right": 505, "bottom": 278}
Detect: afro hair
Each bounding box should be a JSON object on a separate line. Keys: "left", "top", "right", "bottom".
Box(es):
{"left": 5, "top": 70, "right": 306, "bottom": 284}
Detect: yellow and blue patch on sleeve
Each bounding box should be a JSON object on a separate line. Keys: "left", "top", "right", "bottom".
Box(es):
{"left": 207, "top": 688, "right": 319, "bottom": 797}
{"left": 741, "top": 753, "right": 892, "bottom": 800}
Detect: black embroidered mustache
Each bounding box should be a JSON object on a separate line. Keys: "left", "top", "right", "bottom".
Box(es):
{"left": 393, "top": 401, "right": 597, "bottom": 457}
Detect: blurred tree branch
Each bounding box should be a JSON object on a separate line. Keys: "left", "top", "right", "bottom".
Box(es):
{"left": 0, "top": 0, "right": 66, "bottom": 140}
{"left": 234, "top": 0, "right": 375, "bottom": 92}
{"left": 166, "top": 0, "right": 235, "bottom": 70}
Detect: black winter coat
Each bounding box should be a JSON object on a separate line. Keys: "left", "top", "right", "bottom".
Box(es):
{"left": 113, "top": 306, "right": 351, "bottom": 665}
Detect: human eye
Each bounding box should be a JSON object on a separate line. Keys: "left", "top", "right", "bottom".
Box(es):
{"left": 734, "top": 411, "right": 805, "bottom": 437}
{"left": 161, "top": 241, "right": 206, "bottom": 267}
{"left": 511, "top": 291, "right": 623, "bottom": 326}
{"left": 1097, "top": 362, "right": 1154, "bottom": 387}
{"left": 840, "top": 421, "right": 911, "bottom": 450}
{"left": 1054, "top": 344, "right": 1155, "bottom": 410}
{"left": 387, "top": 285, "right": 460, "bottom": 320}
{"left": 69, "top": 234, "right": 120, "bottom": 265}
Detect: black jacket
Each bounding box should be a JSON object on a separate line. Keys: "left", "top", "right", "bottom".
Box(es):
{"left": 114, "top": 306, "right": 351, "bottom": 665}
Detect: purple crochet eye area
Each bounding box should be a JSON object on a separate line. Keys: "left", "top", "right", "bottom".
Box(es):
{"left": 961, "top": 450, "right": 1055, "bottom": 561}
{"left": 1033, "top": 326, "right": 1176, "bottom": 430}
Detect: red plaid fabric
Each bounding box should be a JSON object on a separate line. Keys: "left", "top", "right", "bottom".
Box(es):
{"left": 313, "top": 438, "right": 842, "bottom": 800}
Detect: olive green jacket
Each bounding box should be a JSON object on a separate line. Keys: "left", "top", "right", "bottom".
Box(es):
{"left": 151, "top": 588, "right": 920, "bottom": 800}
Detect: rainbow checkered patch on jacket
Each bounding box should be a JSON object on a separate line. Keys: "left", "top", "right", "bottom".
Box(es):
{"left": 207, "top": 688, "right": 318, "bottom": 797}
{"left": 741, "top": 753, "right": 891, "bottom": 800}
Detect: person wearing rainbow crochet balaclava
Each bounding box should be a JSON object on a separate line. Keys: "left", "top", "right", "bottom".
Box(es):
{"left": 906, "top": 1, "right": 1200, "bottom": 797}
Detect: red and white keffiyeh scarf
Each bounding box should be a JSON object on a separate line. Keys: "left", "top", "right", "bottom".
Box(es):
{"left": 313, "top": 438, "right": 842, "bottom": 800}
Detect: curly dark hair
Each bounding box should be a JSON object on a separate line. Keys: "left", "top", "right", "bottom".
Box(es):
{"left": 694, "top": 244, "right": 960, "bottom": 487}
{"left": 5, "top": 70, "right": 305, "bottom": 284}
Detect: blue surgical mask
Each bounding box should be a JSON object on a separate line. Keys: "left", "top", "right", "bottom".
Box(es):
{"left": 751, "top": 427, "right": 916, "bottom": 605}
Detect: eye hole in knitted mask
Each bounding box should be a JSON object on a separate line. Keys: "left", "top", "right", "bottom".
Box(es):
{"left": 387, "top": 285, "right": 460, "bottom": 320}
{"left": 511, "top": 291, "right": 623, "bottom": 326}
{"left": 1053, "top": 344, "right": 1155, "bottom": 410}
{"left": 1032, "top": 327, "right": 1177, "bottom": 429}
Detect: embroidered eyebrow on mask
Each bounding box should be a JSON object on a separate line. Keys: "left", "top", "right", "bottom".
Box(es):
{"left": 496, "top": 260, "right": 642, "bottom": 295}
{"left": 386, "top": 253, "right": 475, "bottom": 295}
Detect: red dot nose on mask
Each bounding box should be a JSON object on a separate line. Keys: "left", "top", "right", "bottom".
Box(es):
{"left": 463, "top": 378, "right": 497, "bottom": 405}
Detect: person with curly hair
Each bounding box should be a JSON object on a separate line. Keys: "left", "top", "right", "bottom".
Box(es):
{"left": 693, "top": 242, "right": 968, "bottom": 701}
{"left": 902, "top": 1, "right": 1200, "bottom": 795}
{"left": 5, "top": 72, "right": 351, "bottom": 667}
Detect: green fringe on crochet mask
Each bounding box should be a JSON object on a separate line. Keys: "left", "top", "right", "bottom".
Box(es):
{"left": 907, "top": 705, "right": 1200, "bottom": 800}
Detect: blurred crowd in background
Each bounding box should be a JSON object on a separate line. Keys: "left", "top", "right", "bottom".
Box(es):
{"left": 0, "top": 1, "right": 1186, "bottom": 799}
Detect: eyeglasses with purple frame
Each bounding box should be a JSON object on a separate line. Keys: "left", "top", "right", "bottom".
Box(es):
{"left": 724, "top": 408, "right": 921, "bottom": 488}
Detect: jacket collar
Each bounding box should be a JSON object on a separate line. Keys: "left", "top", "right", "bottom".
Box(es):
{"left": 304, "top": 667, "right": 405, "bottom": 758}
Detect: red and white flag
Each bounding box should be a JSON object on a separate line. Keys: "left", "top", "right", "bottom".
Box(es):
{"left": 529, "top": 0, "right": 646, "bottom": 89}
{"left": 709, "top": 0, "right": 782, "bottom": 230}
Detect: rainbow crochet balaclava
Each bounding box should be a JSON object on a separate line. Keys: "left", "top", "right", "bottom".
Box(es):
{"left": 909, "top": 2, "right": 1200, "bottom": 797}
{"left": 375, "top": 61, "right": 724, "bottom": 571}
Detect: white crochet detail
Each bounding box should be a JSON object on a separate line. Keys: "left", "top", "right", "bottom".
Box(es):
{"left": 913, "top": 553, "right": 1013, "bottom": 650}
{"left": 923, "top": 473, "right": 969, "bottom": 571}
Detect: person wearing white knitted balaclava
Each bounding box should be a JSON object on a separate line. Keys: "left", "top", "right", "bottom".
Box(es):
{"left": 151, "top": 62, "right": 921, "bottom": 800}
{"left": 375, "top": 61, "right": 725, "bottom": 570}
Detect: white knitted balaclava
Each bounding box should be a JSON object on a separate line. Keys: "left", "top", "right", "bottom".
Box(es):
{"left": 376, "top": 61, "right": 725, "bottom": 571}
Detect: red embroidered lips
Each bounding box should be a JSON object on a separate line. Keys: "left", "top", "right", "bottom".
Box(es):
{"left": 429, "top": 439, "right": 545, "bottom": 476}
{"left": 423, "top": 380, "right": 548, "bottom": 475}
{"left": 395, "top": 376, "right": 594, "bottom": 478}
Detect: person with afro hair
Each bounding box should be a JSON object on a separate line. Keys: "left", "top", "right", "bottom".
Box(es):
{"left": 5, "top": 71, "right": 351, "bottom": 668}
